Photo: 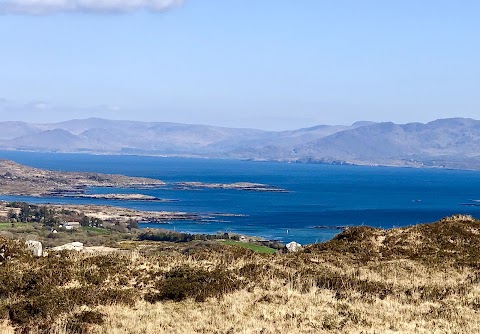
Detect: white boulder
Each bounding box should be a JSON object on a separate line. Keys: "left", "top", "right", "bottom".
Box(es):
{"left": 52, "top": 242, "right": 84, "bottom": 252}
{"left": 25, "top": 240, "right": 43, "bottom": 257}
{"left": 286, "top": 241, "right": 303, "bottom": 253}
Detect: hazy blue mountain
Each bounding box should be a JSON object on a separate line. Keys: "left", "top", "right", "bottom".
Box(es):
{"left": 0, "top": 121, "right": 43, "bottom": 140}
{"left": 4, "top": 129, "right": 83, "bottom": 151}
{"left": 280, "top": 118, "right": 480, "bottom": 167}
{"left": 0, "top": 117, "right": 479, "bottom": 169}
{"left": 209, "top": 122, "right": 373, "bottom": 152}
{"left": 294, "top": 118, "right": 480, "bottom": 159}
{"left": 226, "top": 118, "right": 480, "bottom": 168}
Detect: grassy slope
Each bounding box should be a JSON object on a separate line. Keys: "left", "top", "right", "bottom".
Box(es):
{"left": 0, "top": 215, "right": 479, "bottom": 333}
{"left": 218, "top": 240, "right": 277, "bottom": 254}
{"left": 81, "top": 226, "right": 111, "bottom": 235}
{"left": 0, "top": 222, "right": 35, "bottom": 230}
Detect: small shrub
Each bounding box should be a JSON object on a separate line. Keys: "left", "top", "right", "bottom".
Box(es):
{"left": 145, "top": 267, "right": 242, "bottom": 303}
{"left": 65, "top": 310, "right": 105, "bottom": 334}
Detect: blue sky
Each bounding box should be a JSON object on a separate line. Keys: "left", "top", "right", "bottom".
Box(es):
{"left": 0, "top": 0, "right": 479, "bottom": 130}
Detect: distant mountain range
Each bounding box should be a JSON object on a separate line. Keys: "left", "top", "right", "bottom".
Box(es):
{"left": 1, "top": 117, "right": 480, "bottom": 170}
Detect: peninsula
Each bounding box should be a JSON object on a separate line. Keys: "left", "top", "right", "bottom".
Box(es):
{"left": 0, "top": 159, "right": 165, "bottom": 197}
{"left": 0, "top": 159, "right": 286, "bottom": 198}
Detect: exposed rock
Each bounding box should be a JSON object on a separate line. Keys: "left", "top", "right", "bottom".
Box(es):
{"left": 286, "top": 241, "right": 303, "bottom": 253}
{"left": 25, "top": 240, "right": 43, "bottom": 257}
{"left": 67, "top": 193, "right": 169, "bottom": 201}
{"left": 174, "top": 181, "right": 289, "bottom": 193}
{"left": 52, "top": 242, "right": 84, "bottom": 252}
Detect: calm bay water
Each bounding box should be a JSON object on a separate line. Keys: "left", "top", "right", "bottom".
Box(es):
{"left": 1, "top": 151, "right": 480, "bottom": 244}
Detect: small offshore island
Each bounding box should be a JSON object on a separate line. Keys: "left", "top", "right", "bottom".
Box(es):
{"left": 173, "top": 181, "right": 290, "bottom": 192}
{"left": 60, "top": 193, "right": 174, "bottom": 202}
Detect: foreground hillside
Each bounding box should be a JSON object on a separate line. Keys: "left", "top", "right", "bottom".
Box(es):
{"left": 0, "top": 215, "right": 479, "bottom": 333}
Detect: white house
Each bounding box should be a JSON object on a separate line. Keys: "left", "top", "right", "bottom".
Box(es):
{"left": 63, "top": 221, "right": 81, "bottom": 230}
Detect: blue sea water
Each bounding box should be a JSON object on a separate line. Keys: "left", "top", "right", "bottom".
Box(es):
{"left": 1, "top": 151, "right": 480, "bottom": 244}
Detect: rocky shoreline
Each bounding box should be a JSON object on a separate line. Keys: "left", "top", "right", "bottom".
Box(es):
{"left": 0, "top": 201, "right": 202, "bottom": 223}
{"left": 52, "top": 193, "right": 176, "bottom": 202}
{"left": 0, "top": 159, "right": 288, "bottom": 227}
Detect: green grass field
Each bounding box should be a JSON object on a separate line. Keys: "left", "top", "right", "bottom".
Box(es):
{"left": 218, "top": 240, "right": 276, "bottom": 254}
{"left": 81, "top": 226, "right": 111, "bottom": 235}
{"left": 0, "top": 222, "right": 36, "bottom": 230}
{"left": 0, "top": 222, "right": 13, "bottom": 229}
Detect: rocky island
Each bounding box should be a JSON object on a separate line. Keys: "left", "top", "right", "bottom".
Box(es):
{"left": 59, "top": 193, "right": 175, "bottom": 202}
{"left": 173, "top": 181, "right": 289, "bottom": 192}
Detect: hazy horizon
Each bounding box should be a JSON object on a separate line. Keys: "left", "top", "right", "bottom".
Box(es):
{"left": 1, "top": 1, "right": 479, "bottom": 130}
{"left": 1, "top": 116, "right": 479, "bottom": 132}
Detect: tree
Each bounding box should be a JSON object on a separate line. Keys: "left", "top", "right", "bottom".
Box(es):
{"left": 127, "top": 219, "right": 139, "bottom": 230}
{"left": 18, "top": 203, "right": 30, "bottom": 222}
{"left": 81, "top": 216, "right": 90, "bottom": 227}
{"left": 7, "top": 209, "right": 17, "bottom": 220}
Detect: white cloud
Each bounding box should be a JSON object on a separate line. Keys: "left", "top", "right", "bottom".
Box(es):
{"left": 31, "top": 101, "right": 51, "bottom": 110}
{"left": 0, "top": 0, "right": 183, "bottom": 14}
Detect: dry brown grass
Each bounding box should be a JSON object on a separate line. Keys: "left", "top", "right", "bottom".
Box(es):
{"left": 1, "top": 215, "right": 479, "bottom": 333}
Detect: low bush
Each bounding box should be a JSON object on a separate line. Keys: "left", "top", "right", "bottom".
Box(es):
{"left": 145, "top": 267, "right": 243, "bottom": 303}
